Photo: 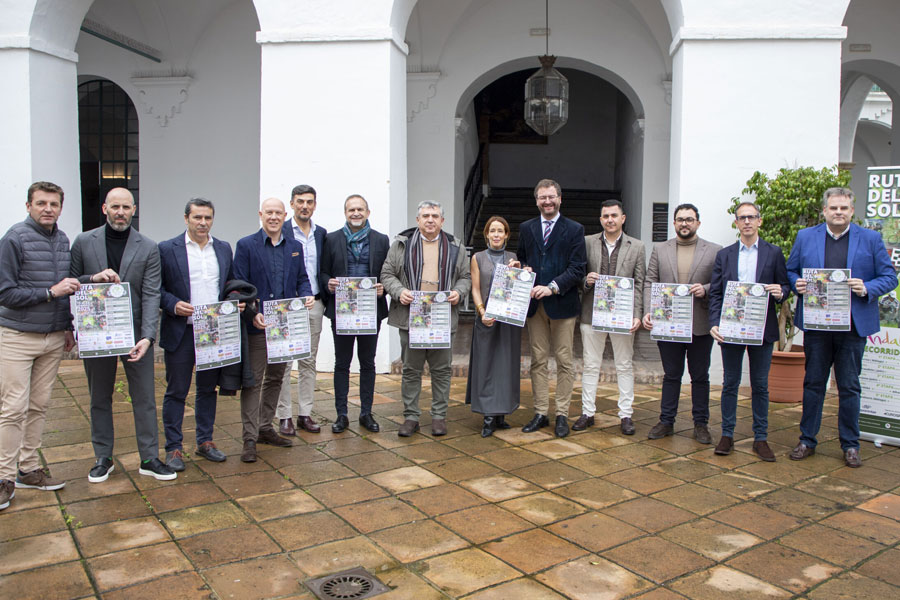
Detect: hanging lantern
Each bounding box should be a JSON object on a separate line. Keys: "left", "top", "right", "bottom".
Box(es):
{"left": 524, "top": 55, "right": 569, "bottom": 136}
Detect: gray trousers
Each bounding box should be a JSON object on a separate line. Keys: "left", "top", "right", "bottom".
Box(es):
{"left": 83, "top": 351, "right": 159, "bottom": 462}
{"left": 399, "top": 329, "right": 452, "bottom": 421}
{"left": 240, "top": 333, "right": 288, "bottom": 442}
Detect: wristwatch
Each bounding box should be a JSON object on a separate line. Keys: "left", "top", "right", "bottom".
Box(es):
{"left": 46, "top": 288, "right": 55, "bottom": 302}
{"left": 548, "top": 281, "right": 560, "bottom": 295}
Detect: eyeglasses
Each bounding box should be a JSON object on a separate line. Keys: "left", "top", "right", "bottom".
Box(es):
{"left": 674, "top": 217, "right": 696, "bottom": 224}
{"left": 735, "top": 215, "right": 760, "bottom": 222}
{"left": 537, "top": 195, "right": 559, "bottom": 201}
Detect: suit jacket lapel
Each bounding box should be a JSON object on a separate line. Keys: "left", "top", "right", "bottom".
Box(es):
{"left": 665, "top": 239, "right": 678, "bottom": 282}
{"left": 174, "top": 236, "right": 191, "bottom": 297}
{"left": 612, "top": 237, "right": 630, "bottom": 277}
{"left": 544, "top": 218, "right": 564, "bottom": 251}
{"left": 118, "top": 230, "right": 139, "bottom": 280}
{"left": 847, "top": 225, "right": 860, "bottom": 271}
{"left": 92, "top": 229, "right": 109, "bottom": 271}
{"left": 214, "top": 240, "right": 230, "bottom": 296}
{"left": 815, "top": 224, "right": 826, "bottom": 267}
{"left": 755, "top": 241, "right": 768, "bottom": 282}
{"left": 687, "top": 240, "right": 707, "bottom": 282}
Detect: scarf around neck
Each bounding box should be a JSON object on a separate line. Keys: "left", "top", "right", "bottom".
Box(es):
{"left": 405, "top": 228, "right": 452, "bottom": 291}
{"left": 342, "top": 221, "right": 370, "bottom": 260}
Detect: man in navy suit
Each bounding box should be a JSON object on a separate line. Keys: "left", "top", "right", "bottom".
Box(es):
{"left": 158, "top": 199, "right": 234, "bottom": 470}
{"left": 321, "top": 194, "right": 390, "bottom": 434}
{"left": 708, "top": 201, "right": 790, "bottom": 461}
{"left": 516, "top": 179, "right": 587, "bottom": 437}
{"left": 275, "top": 184, "right": 327, "bottom": 435}
{"left": 233, "top": 198, "right": 314, "bottom": 462}
{"left": 787, "top": 187, "right": 897, "bottom": 468}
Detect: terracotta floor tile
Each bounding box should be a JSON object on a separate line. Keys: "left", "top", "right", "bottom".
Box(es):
{"left": 0, "top": 530, "right": 79, "bottom": 575}
{"left": 734, "top": 459, "right": 818, "bottom": 486}
{"left": 423, "top": 456, "right": 499, "bottom": 482}
{"left": 603, "top": 466, "right": 684, "bottom": 495}
{"left": 160, "top": 501, "right": 249, "bottom": 539}
{"left": 75, "top": 515, "right": 170, "bottom": 557}
{"left": 333, "top": 497, "right": 425, "bottom": 533}
{"left": 0, "top": 504, "right": 67, "bottom": 540}
{"left": 214, "top": 470, "right": 296, "bottom": 499}
{"left": 338, "top": 450, "right": 414, "bottom": 475}
{"left": 660, "top": 517, "right": 762, "bottom": 560}
{"left": 547, "top": 511, "right": 644, "bottom": 553}
{"left": 695, "top": 472, "right": 776, "bottom": 500}
{"left": 261, "top": 510, "right": 354, "bottom": 550}
{"left": 419, "top": 548, "right": 520, "bottom": 596}
{"left": 102, "top": 572, "right": 213, "bottom": 600}
{"left": 483, "top": 528, "right": 587, "bottom": 573}
{"left": 536, "top": 555, "right": 654, "bottom": 599}
{"left": 306, "top": 477, "right": 389, "bottom": 507}
{"left": 179, "top": 523, "right": 281, "bottom": 568}
{"left": 601, "top": 497, "right": 695, "bottom": 533}
{"left": 807, "top": 572, "right": 900, "bottom": 599}
{"left": 236, "top": 488, "right": 324, "bottom": 521}
{"left": 709, "top": 501, "right": 805, "bottom": 539}
{"left": 554, "top": 478, "right": 638, "bottom": 510}
{"left": 758, "top": 488, "right": 846, "bottom": 521}
{"left": 857, "top": 548, "right": 900, "bottom": 587}
{"left": 650, "top": 456, "right": 725, "bottom": 482}
{"left": 374, "top": 567, "right": 447, "bottom": 600}
{"left": 142, "top": 480, "right": 227, "bottom": 512}
{"left": 602, "top": 537, "right": 713, "bottom": 584}
{"left": 368, "top": 465, "right": 447, "bottom": 493}
{"left": 830, "top": 464, "right": 900, "bottom": 491}
{"left": 256, "top": 444, "right": 328, "bottom": 469}
{"left": 459, "top": 473, "right": 541, "bottom": 501}
{"left": 369, "top": 520, "right": 468, "bottom": 562}
{"left": 436, "top": 503, "right": 533, "bottom": 544}
{"left": 392, "top": 442, "right": 465, "bottom": 463}
{"left": 463, "top": 577, "right": 567, "bottom": 599}
{"left": 527, "top": 439, "right": 593, "bottom": 460}
{"left": 726, "top": 542, "right": 842, "bottom": 593}
{"left": 0, "top": 561, "right": 92, "bottom": 600}
{"left": 443, "top": 433, "right": 510, "bottom": 455}
{"left": 499, "top": 491, "right": 586, "bottom": 525}
{"left": 88, "top": 541, "right": 192, "bottom": 592}
{"left": 857, "top": 492, "right": 900, "bottom": 520}
{"left": 630, "top": 588, "right": 691, "bottom": 600}
{"left": 491, "top": 428, "right": 554, "bottom": 445}
{"left": 289, "top": 535, "right": 397, "bottom": 577}
{"left": 510, "top": 460, "right": 590, "bottom": 489}
{"left": 604, "top": 442, "right": 678, "bottom": 466}
{"left": 669, "top": 565, "right": 791, "bottom": 599}
{"left": 399, "top": 483, "right": 485, "bottom": 516}
{"left": 476, "top": 447, "right": 549, "bottom": 470}
{"left": 570, "top": 430, "right": 633, "bottom": 451}
{"left": 779, "top": 523, "right": 885, "bottom": 566}
{"left": 794, "top": 474, "right": 882, "bottom": 505}
{"left": 559, "top": 451, "right": 635, "bottom": 476}
{"left": 651, "top": 482, "right": 740, "bottom": 515}
{"left": 280, "top": 460, "right": 355, "bottom": 486}
{"left": 62, "top": 492, "right": 151, "bottom": 527}
{"left": 317, "top": 436, "right": 382, "bottom": 458}
{"left": 204, "top": 554, "right": 308, "bottom": 599}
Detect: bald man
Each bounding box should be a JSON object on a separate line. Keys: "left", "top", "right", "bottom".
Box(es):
{"left": 232, "top": 198, "right": 314, "bottom": 462}
{"left": 70, "top": 188, "right": 176, "bottom": 482}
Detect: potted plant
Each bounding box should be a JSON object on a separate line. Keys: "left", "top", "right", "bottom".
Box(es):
{"left": 729, "top": 166, "right": 852, "bottom": 401}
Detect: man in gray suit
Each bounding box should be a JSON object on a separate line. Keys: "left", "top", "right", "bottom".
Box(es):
{"left": 70, "top": 188, "right": 175, "bottom": 482}
{"left": 576, "top": 200, "right": 645, "bottom": 435}
{"left": 642, "top": 203, "right": 721, "bottom": 444}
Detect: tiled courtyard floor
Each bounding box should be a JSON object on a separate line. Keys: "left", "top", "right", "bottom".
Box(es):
{"left": 3, "top": 361, "right": 900, "bottom": 599}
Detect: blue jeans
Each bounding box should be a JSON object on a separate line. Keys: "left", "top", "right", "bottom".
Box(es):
{"left": 800, "top": 330, "right": 867, "bottom": 450}
{"left": 162, "top": 327, "right": 220, "bottom": 452}
{"left": 719, "top": 341, "right": 774, "bottom": 440}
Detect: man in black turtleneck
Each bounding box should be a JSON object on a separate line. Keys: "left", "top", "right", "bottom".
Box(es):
{"left": 70, "top": 188, "right": 175, "bottom": 483}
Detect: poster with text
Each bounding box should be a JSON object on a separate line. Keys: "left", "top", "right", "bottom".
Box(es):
{"left": 861, "top": 166, "right": 900, "bottom": 446}
{"left": 409, "top": 291, "right": 451, "bottom": 349}
{"left": 484, "top": 264, "right": 534, "bottom": 327}
{"left": 73, "top": 282, "right": 135, "bottom": 357}
{"left": 264, "top": 298, "right": 312, "bottom": 363}
{"left": 591, "top": 275, "right": 635, "bottom": 334}
{"left": 192, "top": 300, "right": 241, "bottom": 370}
{"left": 649, "top": 283, "right": 693, "bottom": 343}
{"left": 335, "top": 277, "right": 378, "bottom": 335}
{"left": 802, "top": 268, "right": 851, "bottom": 331}
{"left": 718, "top": 281, "right": 769, "bottom": 345}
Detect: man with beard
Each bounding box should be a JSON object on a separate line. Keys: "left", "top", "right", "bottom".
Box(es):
{"left": 642, "top": 204, "right": 721, "bottom": 444}
{"left": 70, "top": 188, "right": 175, "bottom": 482}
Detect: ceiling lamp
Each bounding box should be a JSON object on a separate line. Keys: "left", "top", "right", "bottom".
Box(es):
{"left": 525, "top": 0, "right": 569, "bottom": 136}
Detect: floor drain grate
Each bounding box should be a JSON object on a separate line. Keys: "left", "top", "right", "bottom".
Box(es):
{"left": 305, "top": 567, "right": 390, "bottom": 600}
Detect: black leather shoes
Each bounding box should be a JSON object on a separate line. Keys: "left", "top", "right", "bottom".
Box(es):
{"left": 481, "top": 416, "right": 496, "bottom": 438}
{"left": 572, "top": 415, "right": 594, "bottom": 431}
{"left": 555, "top": 415, "right": 569, "bottom": 438}
{"left": 332, "top": 415, "right": 350, "bottom": 433}
{"left": 647, "top": 422, "right": 674, "bottom": 439}
{"left": 88, "top": 457, "right": 114, "bottom": 483}
{"left": 359, "top": 414, "right": 380, "bottom": 433}
{"left": 494, "top": 415, "right": 511, "bottom": 430}
{"left": 522, "top": 414, "right": 549, "bottom": 433}
{"left": 620, "top": 417, "right": 635, "bottom": 435}
{"left": 258, "top": 429, "right": 292, "bottom": 447}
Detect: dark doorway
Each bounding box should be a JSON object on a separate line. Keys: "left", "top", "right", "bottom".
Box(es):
{"left": 78, "top": 79, "right": 139, "bottom": 231}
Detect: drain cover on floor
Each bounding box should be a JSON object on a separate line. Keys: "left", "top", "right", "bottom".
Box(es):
{"left": 305, "top": 567, "right": 390, "bottom": 600}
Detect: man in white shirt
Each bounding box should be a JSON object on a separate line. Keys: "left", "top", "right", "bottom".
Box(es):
{"left": 158, "top": 199, "right": 235, "bottom": 470}
{"left": 276, "top": 185, "right": 327, "bottom": 435}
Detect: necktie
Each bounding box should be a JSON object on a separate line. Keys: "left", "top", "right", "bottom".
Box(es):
{"left": 543, "top": 220, "right": 552, "bottom": 245}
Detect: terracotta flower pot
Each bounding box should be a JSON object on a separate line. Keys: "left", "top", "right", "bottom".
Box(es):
{"left": 769, "top": 345, "right": 804, "bottom": 403}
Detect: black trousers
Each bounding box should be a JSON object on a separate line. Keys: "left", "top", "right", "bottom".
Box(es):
{"left": 657, "top": 334, "right": 714, "bottom": 425}
{"left": 332, "top": 322, "right": 380, "bottom": 417}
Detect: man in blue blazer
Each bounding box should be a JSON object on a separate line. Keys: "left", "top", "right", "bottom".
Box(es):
{"left": 233, "top": 198, "right": 314, "bottom": 462}
{"left": 158, "top": 199, "right": 234, "bottom": 470}
{"left": 708, "top": 201, "right": 790, "bottom": 461}
{"left": 275, "top": 184, "right": 327, "bottom": 435}
{"left": 786, "top": 187, "right": 898, "bottom": 468}
{"left": 516, "top": 179, "right": 587, "bottom": 437}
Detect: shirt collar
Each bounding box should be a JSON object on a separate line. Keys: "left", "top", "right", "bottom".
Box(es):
{"left": 604, "top": 232, "right": 623, "bottom": 246}
{"left": 739, "top": 238, "right": 758, "bottom": 251}
{"left": 827, "top": 225, "right": 849, "bottom": 241}
{"left": 293, "top": 218, "right": 315, "bottom": 238}
{"left": 184, "top": 231, "right": 214, "bottom": 248}
{"left": 541, "top": 214, "right": 559, "bottom": 227}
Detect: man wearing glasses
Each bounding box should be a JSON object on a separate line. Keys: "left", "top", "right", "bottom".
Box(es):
{"left": 708, "top": 202, "right": 790, "bottom": 461}
{"left": 642, "top": 204, "right": 721, "bottom": 443}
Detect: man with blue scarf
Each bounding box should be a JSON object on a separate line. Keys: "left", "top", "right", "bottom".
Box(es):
{"left": 321, "top": 195, "right": 391, "bottom": 433}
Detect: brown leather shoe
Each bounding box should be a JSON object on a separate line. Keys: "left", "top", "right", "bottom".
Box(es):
{"left": 693, "top": 424, "right": 712, "bottom": 444}
{"left": 279, "top": 418, "right": 296, "bottom": 436}
{"left": 620, "top": 417, "right": 635, "bottom": 435}
{"left": 789, "top": 442, "right": 815, "bottom": 461}
{"left": 648, "top": 422, "right": 674, "bottom": 439}
{"left": 753, "top": 440, "right": 776, "bottom": 462}
{"left": 257, "top": 429, "right": 292, "bottom": 447}
{"left": 714, "top": 436, "right": 733, "bottom": 455}
{"left": 431, "top": 418, "right": 447, "bottom": 436}
{"left": 844, "top": 447, "right": 861, "bottom": 468}
{"left": 240, "top": 440, "right": 257, "bottom": 463}
{"left": 572, "top": 414, "right": 594, "bottom": 431}
{"left": 398, "top": 420, "right": 420, "bottom": 437}
{"left": 297, "top": 415, "right": 321, "bottom": 433}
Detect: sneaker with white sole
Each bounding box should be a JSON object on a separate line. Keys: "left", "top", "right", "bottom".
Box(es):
{"left": 0, "top": 479, "right": 14, "bottom": 510}
{"left": 15, "top": 467, "right": 65, "bottom": 490}
{"left": 88, "top": 457, "right": 114, "bottom": 483}
{"left": 138, "top": 458, "right": 177, "bottom": 481}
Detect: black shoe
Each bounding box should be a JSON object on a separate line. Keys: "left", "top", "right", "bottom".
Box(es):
{"left": 572, "top": 414, "right": 594, "bottom": 431}
{"left": 138, "top": 458, "right": 177, "bottom": 481}
{"left": 88, "top": 457, "right": 114, "bottom": 483}
{"left": 481, "top": 416, "right": 496, "bottom": 438}
{"left": 258, "top": 429, "right": 292, "bottom": 447}
{"left": 495, "top": 415, "right": 511, "bottom": 430}
{"left": 241, "top": 440, "right": 257, "bottom": 463}
{"left": 522, "top": 414, "right": 550, "bottom": 433}
{"left": 332, "top": 415, "right": 350, "bottom": 433}
{"left": 620, "top": 417, "right": 635, "bottom": 435}
{"left": 359, "top": 414, "right": 380, "bottom": 433}
{"left": 647, "top": 422, "right": 674, "bottom": 439}
{"left": 196, "top": 441, "right": 226, "bottom": 462}
{"left": 555, "top": 415, "right": 569, "bottom": 438}
{"left": 693, "top": 424, "right": 712, "bottom": 445}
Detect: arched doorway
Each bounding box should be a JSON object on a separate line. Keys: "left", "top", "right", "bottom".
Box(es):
{"left": 77, "top": 79, "right": 140, "bottom": 231}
